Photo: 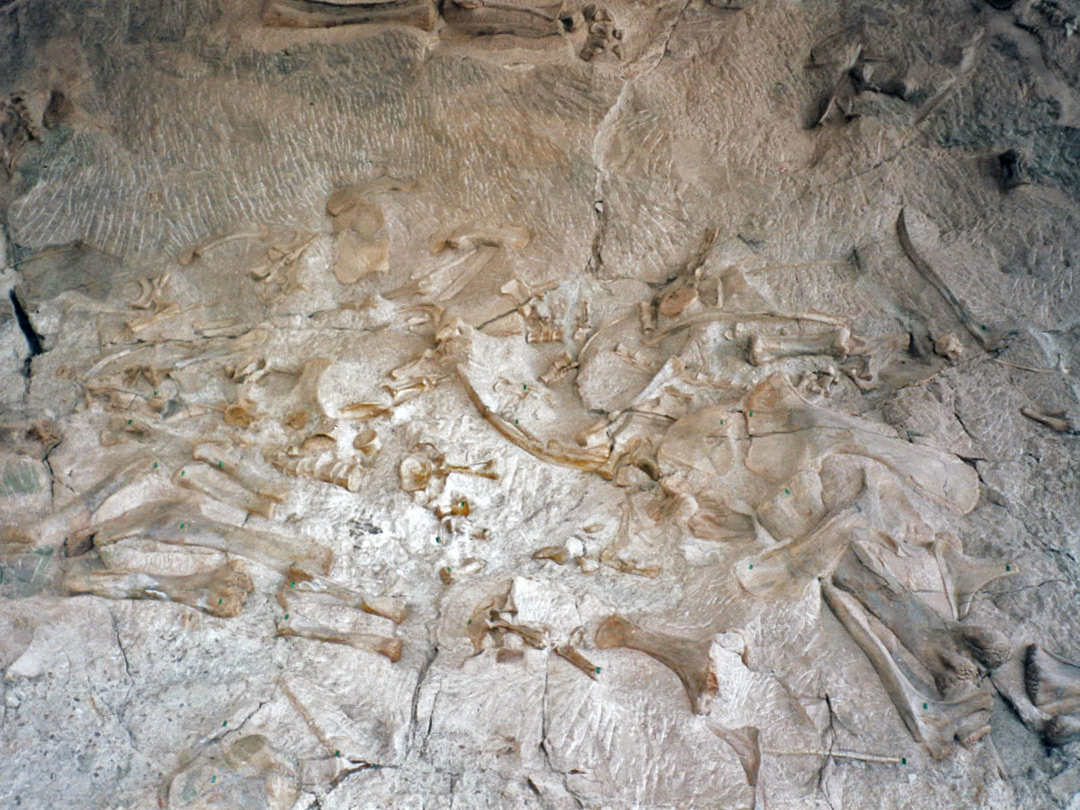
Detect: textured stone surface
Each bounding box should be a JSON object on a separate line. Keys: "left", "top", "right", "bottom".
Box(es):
{"left": 1, "top": 1, "right": 1079, "bottom": 808}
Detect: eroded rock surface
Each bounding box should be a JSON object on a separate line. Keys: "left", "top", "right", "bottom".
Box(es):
{"left": 1, "top": 1, "right": 1079, "bottom": 808}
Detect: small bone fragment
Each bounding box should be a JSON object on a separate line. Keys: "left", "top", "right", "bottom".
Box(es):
{"left": 442, "top": 0, "right": 565, "bottom": 38}
{"left": 283, "top": 562, "right": 407, "bottom": 624}
{"left": 264, "top": 0, "right": 437, "bottom": 30}
{"left": 1024, "top": 645, "right": 1080, "bottom": 716}
{"left": 431, "top": 222, "right": 531, "bottom": 253}
{"left": 192, "top": 444, "right": 287, "bottom": 504}
{"left": 1020, "top": 406, "right": 1072, "bottom": 433}
{"left": 594, "top": 615, "right": 717, "bottom": 714}
{"left": 277, "top": 621, "right": 402, "bottom": 662}
{"left": 532, "top": 545, "right": 569, "bottom": 564}
{"left": 658, "top": 285, "right": 698, "bottom": 318}
{"left": 554, "top": 644, "right": 599, "bottom": 680}
{"left": 334, "top": 232, "right": 389, "bottom": 284}
{"left": 934, "top": 333, "right": 964, "bottom": 362}
{"left": 177, "top": 228, "right": 267, "bottom": 266}
{"left": 64, "top": 559, "right": 253, "bottom": 618}
{"left": 172, "top": 466, "right": 277, "bottom": 519}
{"left": 933, "top": 533, "right": 1016, "bottom": 620}
{"left": 749, "top": 326, "right": 869, "bottom": 366}
{"left": 822, "top": 582, "right": 993, "bottom": 758}
{"left": 833, "top": 544, "right": 1008, "bottom": 694}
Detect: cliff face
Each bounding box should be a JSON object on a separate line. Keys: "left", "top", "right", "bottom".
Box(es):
{"left": 1, "top": 2, "right": 1079, "bottom": 808}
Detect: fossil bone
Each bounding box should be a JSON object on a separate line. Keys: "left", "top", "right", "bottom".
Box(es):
{"left": 1019, "top": 406, "right": 1072, "bottom": 433}
{"left": 281, "top": 562, "right": 407, "bottom": 624}
{"left": 173, "top": 466, "right": 278, "bottom": 519}
{"left": 71, "top": 498, "right": 333, "bottom": 574}
{"left": 1024, "top": 645, "right": 1080, "bottom": 717}
{"left": 748, "top": 326, "right": 870, "bottom": 366}
{"left": 832, "top": 543, "right": 1008, "bottom": 695}
{"left": 594, "top": 614, "right": 718, "bottom": 714}
{"left": 191, "top": 443, "right": 287, "bottom": 505}
{"left": 822, "top": 581, "right": 993, "bottom": 758}
{"left": 277, "top": 618, "right": 403, "bottom": 662}
{"left": 263, "top": 0, "right": 437, "bottom": 30}
{"left": 442, "top": 0, "right": 566, "bottom": 38}
{"left": 63, "top": 559, "right": 253, "bottom": 618}
{"left": 933, "top": 533, "right": 1017, "bottom": 620}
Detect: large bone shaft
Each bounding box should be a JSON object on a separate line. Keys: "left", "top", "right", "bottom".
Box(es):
{"left": 283, "top": 563, "right": 407, "bottom": 624}
{"left": 64, "top": 560, "right": 253, "bottom": 618}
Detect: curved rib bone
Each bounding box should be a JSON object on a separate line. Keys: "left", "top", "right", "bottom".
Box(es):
{"left": 595, "top": 615, "right": 717, "bottom": 714}
{"left": 833, "top": 543, "right": 1008, "bottom": 695}
{"left": 64, "top": 559, "right": 253, "bottom": 618}
{"left": 822, "top": 582, "right": 993, "bottom": 758}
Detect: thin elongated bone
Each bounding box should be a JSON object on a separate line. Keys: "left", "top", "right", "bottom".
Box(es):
{"left": 896, "top": 209, "right": 994, "bottom": 350}
{"left": 455, "top": 364, "right": 611, "bottom": 475}
{"left": 264, "top": 0, "right": 437, "bottom": 29}
{"left": 833, "top": 543, "right": 1008, "bottom": 695}
{"left": 822, "top": 582, "right": 993, "bottom": 758}
{"left": 72, "top": 498, "right": 333, "bottom": 574}
{"left": 1020, "top": 406, "right": 1072, "bottom": 433}
{"left": 646, "top": 309, "right": 849, "bottom": 345}
{"left": 192, "top": 444, "right": 287, "bottom": 504}
{"left": 933, "top": 534, "right": 1017, "bottom": 620}
{"left": 442, "top": 0, "right": 565, "bottom": 38}
{"left": 172, "top": 467, "right": 277, "bottom": 519}
{"left": 761, "top": 748, "right": 905, "bottom": 764}
{"left": 178, "top": 227, "right": 267, "bottom": 266}
{"left": 554, "top": 644, "right": 600, "bottom": 681}
{"left": 595, "top": 615, "right": 717, "bottom": 714}
{"left": 282, "top": 563, "right": 407, "bottom": 624}
{"left": 749, "top": 327, "right": 870, "bottom": 366}
{"left": 430, "top": 222, "right": 531, "bottom": 253}
{"left": 1024, "top": 645, "right": 1080, "bottom": 716}
{"left": 277, "top": 620, "right": 402, "bottom": 662}
{"left": 63, "top": 560, "right": 253, "bottom": 618}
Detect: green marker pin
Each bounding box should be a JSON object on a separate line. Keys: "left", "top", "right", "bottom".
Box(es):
{"left": 284, "top": 614, "right": 290, "bottom": 620}
{"left": 180, "top": 470, "right": 185, "bottom": 476}
{"left": 290, "top": 581, "right": 296, "bottom": 588}
{"left": 719, "top": 419, "right": 725, "bottom": 425}
{"left": 467, "top": 620, "right": 472, "bottom": 625}
{"left": 218, "top": 599, "right": 223, "bottom": 605}
{"left": 222, "top": 720, "right": 227, "bottom": 727}
{"left": 435, "top": 537, "right": 441, "bottom": 544}
{"left": 784, "top": 488, "right": 790, "bottom": 495}
{"left": 922, "top": 703, "right": 928, "bottom": 710}
{"left": 595, "top": 666, "right": 601, "bottom": 674}
{"left": 334, "top": 750, "right": 341, "bottom": 757}
{"left": 218, "top": 461, "right": 223, "bottom": 468}
{"left": 523, "top": 384, "right": 527, "bottom": 390}
{"left": 901, "top": 757, "right": 907, "bottom": 765}
{"left": 211, "top": 775, "right": 217, "bottom": 783}
{"left": 153, "top": 462, "right": 158, "bottom": 468}
{"left": 748, "top": 410, "right": 754, "bottom": 417}
{"left": 127, "top": 419, "right": 132, "bottom": 425}
{"left": 749, "top": 564, "right": 754, "bottom": 569}
{"left": 1006, "top": 564, "right": 1011, "bottom": 572}
{"left": 179, "top": 522, "right": 185, "bottom": 529}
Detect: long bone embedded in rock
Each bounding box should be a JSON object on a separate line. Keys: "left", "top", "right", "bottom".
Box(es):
{"left": 70, "top": 498, "right": 333, "bottom": 574}
{"left": 263, "top": 0, "right": 437, "bottom": 30}
{"left": 832, "top": 544, "right": 1009, "bottom": 695}
{"left": 191, "top": 443, "right": 288, "bottom": 506}
{"left": 933, "top": 533, "right": 1017, "bottom": 620}
{"left": 594, "top": 614, "right": 718, "bottom": 714}
{"left": 277, "top": 617, "right": 403, "bottom": 662}
{"left": 280, "top": 562, "right": 407, "bottom": 624}
{"left": 172, "top": 466, "right": 278, "bottom": 519}
{"left": 745, "top": 373, "right": 979, "bottom": 515}
{"left": 441, "top": 0, "right": 567, "bottom": 38}
{"left": 748, "top": 326, "right": 872, "bottom": 366}
{"left": 63, "top": 559, "right": 253, "bottom": 618}
{"left": 822, "top": 581, "right": 993, "bottom": 758}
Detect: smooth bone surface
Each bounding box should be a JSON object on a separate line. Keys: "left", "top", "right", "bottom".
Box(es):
{"left": 933, "top": 533, "right": 1016, "bottom": 620}
{"left": 749, "top": 327, "right": 869, "bottom": 366}
{"left": 277, "top": 620, "right": 403, "bottom": 662}
{"left": 595, "top": 615, "right": 717, "bottom": 714}
{"left": 283, "top": 562, "right": 407, "bottom": 624}
{"left": 264, "top": 0, "right": 437, "bottom": 30}
{"left": 442, "top": 0, "right": 566, "bottom": 38}
{"left": 64, "top": 559, "right": 253, "bottom": 618}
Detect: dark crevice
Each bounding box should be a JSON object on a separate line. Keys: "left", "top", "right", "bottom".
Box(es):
{"left": 9, "top": 288, "right": 43, "bottom": 369}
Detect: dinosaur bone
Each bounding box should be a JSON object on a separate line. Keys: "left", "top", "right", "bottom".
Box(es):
{"left": 64, "top": 559, "right": 253, "bottom": 618}
{"left": 71, "top": 498, "right": 333, "bottom": 574}
{"left": 832, "top": 543, "right": 1009, "bottom": 695}
{"left": 748, "top": 326, "right": 870, "bottom": 366}
{"left": 822, "top": 582, "right": 993, "bottom": 758}
{"left": 173, "top": 466, "right": 278, "bottom": 519}
{"left": 277, "top": 618, "right": 403, "bottom": 662}
{"left": 442, "top": 0, "right": 566, "bottom": 38}
{"left": 594, "top": 615, "right": 717, "bottom": 714}
{"left": 933, "top": 533, "right": 1016, "bottom": 620}
{"left": 281, "top": 562, "right": 407, "bottom": 624}
{"left": 263, "top": 0, "right": 437, "bottom": 30}
{"left": 191, "top": 443, "right": 287, "bottom": 505}
{"left": 1024, "top": 645, "right": 1080, "bottom": 717}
